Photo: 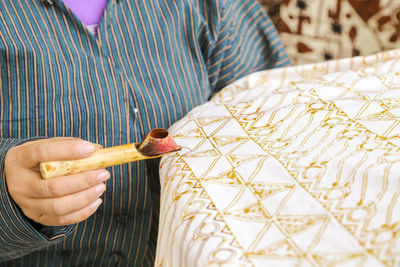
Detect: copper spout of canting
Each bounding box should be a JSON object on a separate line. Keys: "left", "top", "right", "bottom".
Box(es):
{"left": 137, "top": 128, "right": 181, "bottom": 156}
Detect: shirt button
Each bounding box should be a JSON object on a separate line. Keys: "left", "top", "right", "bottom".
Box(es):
{"left": 110, "top": 251, "right": 125, "bottom": 264}
{"left": 116, "top": 215, "right": 128, "bottom": 226}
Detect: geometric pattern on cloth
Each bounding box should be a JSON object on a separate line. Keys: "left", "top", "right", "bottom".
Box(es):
{"left": 156, "top": 49, "right": 400, "bottom": 266}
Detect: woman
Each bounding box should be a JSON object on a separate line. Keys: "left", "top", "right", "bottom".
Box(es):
{"left": 0, "top": 0, "right": 289, "bottom": 265}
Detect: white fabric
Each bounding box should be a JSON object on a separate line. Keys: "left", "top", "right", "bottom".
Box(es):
{"left": 157, "top": 49, "right": 400, "bottom": 266}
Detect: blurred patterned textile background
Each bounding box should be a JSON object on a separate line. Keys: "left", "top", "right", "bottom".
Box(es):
{"left": 260, "top": 0, "right": 400, "bottom": 64}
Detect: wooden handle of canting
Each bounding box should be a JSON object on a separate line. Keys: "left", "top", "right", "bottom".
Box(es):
{"left": 40, "top": 143, "right": 155, "bottom": 179}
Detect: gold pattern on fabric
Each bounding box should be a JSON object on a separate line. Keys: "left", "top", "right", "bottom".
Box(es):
{"left": 156, "top": 49, "right": 400, "bottom": 266}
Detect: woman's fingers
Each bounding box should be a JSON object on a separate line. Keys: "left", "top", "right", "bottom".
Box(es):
{"left": 28, "top": 183, "right": 106, "bottom": 217}
{"left": 13, "top": 138, "right": 101, "bottom": 168}
{"left": 34, "top": 198, "right": 103, "bottom": 226}
{"left": 29, "top": 169, "right": 110, "bottom": 198}
{"left": 5, "top": 137, "right": 106, "bottom": 227}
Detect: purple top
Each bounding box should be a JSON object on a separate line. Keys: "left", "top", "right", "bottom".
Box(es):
{"left": 63, "top": 0, "right": 108, "bottom": 32}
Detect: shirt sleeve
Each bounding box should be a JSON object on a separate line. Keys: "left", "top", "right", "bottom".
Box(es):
{"left": 0, "top": 138, "right": 76, "bottom": 262}
{"left": 206, "top": 0, "right": 290, "bottom": 93}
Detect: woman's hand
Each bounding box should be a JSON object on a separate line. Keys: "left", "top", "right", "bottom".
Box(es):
{"left": 4, "top": 138, "right": 110, "bottom": 226}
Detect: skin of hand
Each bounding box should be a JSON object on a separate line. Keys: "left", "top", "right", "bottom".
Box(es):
{"left": 4, "top": 137, "right": 110, "bottom": 226}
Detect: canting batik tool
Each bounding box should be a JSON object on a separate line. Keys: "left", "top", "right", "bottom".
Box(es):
{"left": 40, "top": 128, "right": 181, "bottom": 179}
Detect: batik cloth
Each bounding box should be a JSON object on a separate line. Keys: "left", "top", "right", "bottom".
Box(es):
{"left": 158, "top": 49, "right": 400, "bottom": 266}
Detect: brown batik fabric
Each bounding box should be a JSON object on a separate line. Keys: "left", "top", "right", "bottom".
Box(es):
{"left": 260, "top": 0, "right": 400, "bottom": 65}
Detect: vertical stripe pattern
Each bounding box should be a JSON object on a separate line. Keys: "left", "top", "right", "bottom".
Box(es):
{"left": 0, "top": 0, "right": 289, "bottom": 265}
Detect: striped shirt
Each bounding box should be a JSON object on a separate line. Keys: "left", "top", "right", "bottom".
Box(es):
{"left": 0, "top": 0, "right": 289, "bottom": 266}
